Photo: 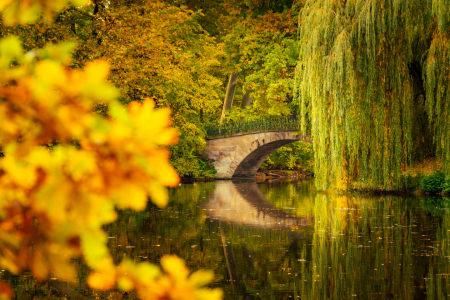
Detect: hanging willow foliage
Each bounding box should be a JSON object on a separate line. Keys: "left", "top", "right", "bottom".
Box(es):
{"left": 424, "top": 0, "right": 450, "bottom": 183}
{"left": 295, "top": 0, "right": 449, "bottom": 190}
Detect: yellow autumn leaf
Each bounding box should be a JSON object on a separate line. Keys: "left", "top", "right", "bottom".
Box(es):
{"left": 2, "top": 2, "right": 39, "bottom": 25}
{"left": 157, "top": 163, "right": 180, "bottom": 187}
{"left": 0, "top": 35, "right": 22, "bottom": 69}
{"left": 108, "top": 122, "right": 132, "bottom": 146}
{"left": 84, "top": 60, "right": 110, "bottom": 83}
{"left": 35, "top": 182, "right": 70, "bottom": 222}
{"left": 195, "top": 288, "right": 223, "bottom": 300}
{"left": 64, "top": 149, "right": 97, "bottom": 181}
{"left": 51, "top": 260, "right": 76, "bottom": 283}
{"left": 87, "top": 270, "right": 116, "bottom": 291}
{"left": 1, "top": 0, "right": 89, "bottom": 25}
{"left": 160, "top": 255, "right": 190, "bottom": 283}
{"left": 114, "top": 183, "right": 148, "bottom": 211}
{"left": 56, "top": 106, "right": 90, "bottom": 138}
{"left": 89, "top": 196, "right": 117, "bottom": 225}
{"left": 188, "top": 270, "right": 214, "bottom": 288}
{"left": 80, "top": 231, "right": 108, "bottom": 264}
{"left": 0, "top": 281, "right": 14, "bottom": 300}
{"left": 27, "top": 147, "right": 52, "bottom": 168}
{"left": 140, "top": 108, "right": 173, "bottom": 138}
{"left": 117, "top": 276, "right": 134, "bottom": 292}
{"left": 0, "top": 252, "right": 19, "bottom": 275}
{"left": 134, "top": 262, "right": 161, "bottom": 282}
{"left": 155, "top": 127, "right": 179, "bottom": 146}
{"left": 81, "top": 61, "right": 118, "bottom": 101}
{"left": 147, "top": 180, "right": 169, "bottom": 208}
{"left": 32, "top": 247, "right": 48, "bottom": 280}
{"left": 35, "top": 60, "right": 66, "bottom": 86}
{"left": 0, "top": 14, "right": 221, "bottom": 297}
{"left": 109, "top": 100, "right": 132, "bottom": 125}
{"left": 0, "top": 0, "right": 14, "bottom": 11}
{"left": 1, "top": 156, "right": 36, "bottom": 189}
{"left": 149, "top": 150, "right": 180, "bottom": 187}
{"left": 40, "top": 42, "right": 77, "bottom": 65}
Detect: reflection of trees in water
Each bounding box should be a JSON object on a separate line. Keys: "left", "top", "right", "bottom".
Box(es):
{"left": 259, "top": 179, "right": 316, "bottom": 217}
{"left": 421, "top": 196, "right": 450, "bottom": 217}
{"left": 5, "top": 181, "right": 450, "bottom": 299}
{"left": 426, "top": 203, "right": 450, "bottom": 299}
{"left": 218, "top": 192, "right": 442, "bottom": 299}
{"left": 301, "top": 194, "right": 416, "bottom": 299}
{"left": 1, "top": 183, "right": 219, "bottom": 300}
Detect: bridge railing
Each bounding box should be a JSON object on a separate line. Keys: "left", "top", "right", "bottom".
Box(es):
{"left": 205, "top": 116, "right": 301, "bottom": 139}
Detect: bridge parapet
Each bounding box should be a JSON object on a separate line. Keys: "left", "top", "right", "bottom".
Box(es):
{"left": 203, "top": 130, "right": 312, "bottom": 179}
{"left": 205, "top": 116, "right": 305, "bottom": 139}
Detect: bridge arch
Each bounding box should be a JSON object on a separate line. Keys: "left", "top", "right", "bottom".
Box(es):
{"left": 203, "top": 131, "right": 312, "bottom": 179}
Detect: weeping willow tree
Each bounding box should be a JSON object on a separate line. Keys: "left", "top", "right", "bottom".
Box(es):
{"left": 294, "top": 0, "right": 450, "bottom": 190}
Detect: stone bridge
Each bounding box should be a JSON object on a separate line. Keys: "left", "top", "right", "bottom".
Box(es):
{"left": 203, "top": 131, "right": 312, "bottom": 179}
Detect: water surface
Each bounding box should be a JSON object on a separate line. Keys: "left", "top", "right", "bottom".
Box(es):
{"left": 4, "top": 179, "right": 450, "bottom": 299}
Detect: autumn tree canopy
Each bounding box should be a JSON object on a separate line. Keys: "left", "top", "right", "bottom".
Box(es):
{"left": 1, "top": 0, "right": 226, "bottom": 178}
{"left": 295, "top": 0, "right": 450, "bottom": 190}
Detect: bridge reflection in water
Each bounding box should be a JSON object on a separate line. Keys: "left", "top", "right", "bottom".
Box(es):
{"left": 204, "top": 180, "right": 314, "bottom": 228}
{"left": 203, "top": 180, "right": 314, "bottom": 290}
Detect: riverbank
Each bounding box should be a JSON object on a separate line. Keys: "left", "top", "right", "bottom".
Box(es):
{"left": 255, "top": 169, "right": 313, "bottom": 182}
{"left": 180, "top": 169, "right": 313, "bottom": 183}
{"left": 181, "top": 157, "right": 446, "bottom": 195}
{"left": 351, "top": 157, "right": 448, "bottom": 195}
{"left": 180, "top": 177, "right": 215, "bottom": 183}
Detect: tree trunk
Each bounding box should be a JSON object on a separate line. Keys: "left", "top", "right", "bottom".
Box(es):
{"left": 220, "top": 72, "right": 239, "bottom": 125}
{"left": 220, "top": 226, "right": 240, "bottom": 289}
{"left": 240, "top": 91, "right": 253, "bottom": 108}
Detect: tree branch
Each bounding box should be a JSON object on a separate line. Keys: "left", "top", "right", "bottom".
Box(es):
{"left": 68, "top": 7, "right": 97, "bottom": 20}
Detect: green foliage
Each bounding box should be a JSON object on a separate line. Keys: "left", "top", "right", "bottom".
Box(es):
{"left": 259, "top": 141, "right": 313, "bottom": 172}
{"left": 295, "top": 0, "right": 450, "bottom": 190}
{"left": 170, "top": 152, "right": 217, "bottom": 179}
{"left": 220, "top": 0, "right": 301, "bottom": 116}
{"left": 420, "top": 172, "right": 446, "bottom": 193}
{"left": 401, "top": 173, "right": 423, "bottom": 191}
{"left": 424, "top": 32, "right": 450, "bottom": 177}
{"left": 170, "top": 133, "right": 216, "bottom": 178}
{"left": 442, "top": 177, "right": 450, "bottom": 193}
{"left": 223, "top": 106, "right": 262, "bottom": 123}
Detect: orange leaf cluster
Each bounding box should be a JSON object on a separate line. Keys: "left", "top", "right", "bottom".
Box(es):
{"left": 0, "top": 28, "right": 220, "bottom": 300}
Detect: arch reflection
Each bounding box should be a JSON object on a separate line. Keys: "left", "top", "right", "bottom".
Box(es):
{"left": 204, "top": 180, "right": 314, "bottom": 228}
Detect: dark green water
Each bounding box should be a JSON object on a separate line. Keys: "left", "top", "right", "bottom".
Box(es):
{"left": 4, "top": 179, "right": 450, "bottom": 299}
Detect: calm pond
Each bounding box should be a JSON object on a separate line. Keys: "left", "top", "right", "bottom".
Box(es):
{"left": 6, "top": 178, "right": 450, "bottom": 299}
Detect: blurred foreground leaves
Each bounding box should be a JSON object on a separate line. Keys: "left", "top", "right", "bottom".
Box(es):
{"left": 0, "top": 2, "right": 222, "bottom": 299}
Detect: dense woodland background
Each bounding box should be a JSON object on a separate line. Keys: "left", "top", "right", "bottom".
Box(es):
{"left": 0, "top": 0, "right": 308, "bottom": 179}
{"left": 2, "top": 0, "right": 449, "bottom": 188}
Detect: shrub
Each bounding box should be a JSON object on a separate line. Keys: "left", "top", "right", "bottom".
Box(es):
{"left": 397, "top": 173, "right": 423, "bottom": 191}
{"left": 259, "top": 141, "right": 314, "bottom": 172}
{"left": 442, "top": 177, "right": 450, "bottom": 193}
{"left": 420, "top": 171, "right": 445, "bottom": 193}
{"left": 169, "top": 134, "right": 216, "bottom": 179}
